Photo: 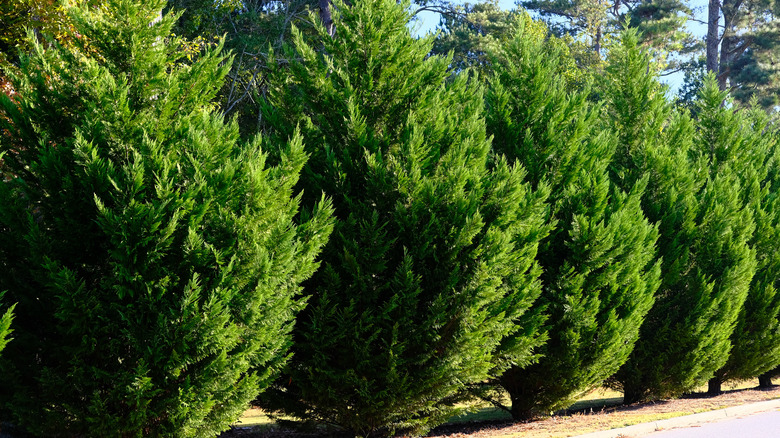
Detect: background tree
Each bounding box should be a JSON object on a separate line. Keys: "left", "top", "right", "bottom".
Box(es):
{"left": 522, "top": 0, "right": 696, "bottom": 66}
{"left": 258, "top": 0, "right": 550, "bottom": 435}
{"left": 164, "top": 0, "right": 338, "bottom": 135}
{"left": 605, "top": 32, "right": 756, "bottom": 403}
{"left": 486, "top": 16, "right": 660, "bottom": 419}
{"left": 431, "top": 0, "right": 519, "bottom": 72}
{"left": 0, "top": 0, "right": 333, "bottom": 435}
{"left": 431, "top": 4, "right": 593, "bottom": 86}
{"left": 706, "top": 0, "right": 780, "bottom": 108}
{"left": 0, "top": 0, "right": 70, "bottom": 65}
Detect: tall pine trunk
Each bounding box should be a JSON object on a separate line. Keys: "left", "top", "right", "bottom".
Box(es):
{"left": 706, "top": 0, "right": 720, "bottom": 75}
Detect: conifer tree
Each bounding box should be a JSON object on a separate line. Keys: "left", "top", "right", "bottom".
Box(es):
{"left": 706, "top": 0, "right": 780, "bottom": 109}
{"left": 521, "top": 0, "right": 697, "bottom": 70}
{"left": 605, "top": 31, "right": 756, "bottom": 403}
{"left": 258, "top": 0, "right": 550, "bottom": 435}
{"left": 485, "top": 17, "right": 660, "bottom": 419}
{"left": 0, "top": 0, "right": 332, "bottom": 436}
{"left": 698, "top": 83, "right": 780, "bottom": 393}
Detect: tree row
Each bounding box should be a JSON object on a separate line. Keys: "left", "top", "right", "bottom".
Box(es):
{"left": 1, "top": 0, "right": 779, "bottom": 437}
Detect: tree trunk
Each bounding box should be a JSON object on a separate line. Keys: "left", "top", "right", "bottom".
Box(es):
{"left": 717, "top": 0, "right": 746, "bottom": 90}
{"left": 708, "top": 377, "right": 723, "bottom": 395}
{"left": 759, "top": 373, "right": 773, "bottom": 388}
{"left": 718, "top": 26, "right": 735, "bottom": 90}
{"left": 622, "top": 383, "right": 647, "bottom": 405}
{"left": 319, "top": 0, "right": 335, "bottom": 37}
{"left": 706, "top": 0, "right": 720, "bottom": 74}
{"left": 594, "top": 25, "right": 602, "bottom": 55}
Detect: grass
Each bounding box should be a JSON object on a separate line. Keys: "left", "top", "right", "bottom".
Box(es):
{"left": 233, "top": 408, "right": 275, "bottom": 428}
{"left": 233, "top": 379, "right": 776, "bottom": 436}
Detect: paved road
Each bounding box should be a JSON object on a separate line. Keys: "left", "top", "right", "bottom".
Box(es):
{"left": 646, "top": 410, "right": 780, "bottom": 438}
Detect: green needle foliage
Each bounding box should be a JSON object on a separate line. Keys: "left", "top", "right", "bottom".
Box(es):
{"left": 605, "top": 31, "right": 756, "bottom": 404}
{"left": 698, "top": 83, "right": 780, "bottom": 391}
{"left": 0, "top": 293, "right": 13, "bottom": 354}
{"left": 0, "top": 0, "right": 332, "bottom": 436}
{"left": 258, "top": 0, "right": 550, "bottom": 435}
{"left": 485, "top": 17, "right": 660, "bottom": 419}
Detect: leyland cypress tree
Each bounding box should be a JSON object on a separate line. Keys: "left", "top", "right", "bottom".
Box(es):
{"left": 605, "top": 31, "right": 756, "bottom": 403}
{"left": 258, "top": 0, "right": 550, "bottom": 435}
{"left": 698, "top": 82, "right": 780, "bottom": 393}
{"left": 0, "top": 0, "right": 333, "bottom": 436}
{"left": 485, "top": 17, "right": 660, "bottom": 419}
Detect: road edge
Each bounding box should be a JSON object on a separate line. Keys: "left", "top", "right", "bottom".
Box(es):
{"left": 570, "top": 398, "right": 780, "bottom": 438}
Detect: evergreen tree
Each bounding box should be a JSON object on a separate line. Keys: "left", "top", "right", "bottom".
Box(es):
{"left": 431, "top": 6, "right": 591, "bottom": 88}
{"left": 706, "top": 0, "right": 780, "bottom": 109}
{"left": 258, "top": 0, "right": 550, "bottom": 435}
{"left": 0, "top": 0, "right": 333, "bottom": 436}
{"left": 605, "top": 31, "right": 756, "bottom": 403}
{"left": 485, "top": 16, "right": 660, "bottom": 419}
{"left": 521, "top": 0, "right": 697, "bottom": 70}
{"left": 163, "top": 0, "right": 321, "bottom": 134}
{"left": 700, "top": 84, "right": 780, "bottom": 393}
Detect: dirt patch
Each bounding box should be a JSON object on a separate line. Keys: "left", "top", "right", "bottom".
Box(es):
{"left": 221, "top": 385, "right": 780, "bottom": 438}
{"left": 426, "top": 385, "right": 780, "bottom": 438}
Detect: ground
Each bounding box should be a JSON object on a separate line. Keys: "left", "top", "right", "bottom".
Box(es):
{"left": 222, "top": 383, "right": 780, "bottom": 438}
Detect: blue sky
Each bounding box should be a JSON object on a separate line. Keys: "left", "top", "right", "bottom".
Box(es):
{"left": 410, "top": 0, "right": 713, "bottom": 94}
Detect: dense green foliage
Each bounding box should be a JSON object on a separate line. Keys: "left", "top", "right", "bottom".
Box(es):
{"left": 163, "top": 0, "right": 320, "bottom": 135}
{"left": 0, "top": 293, "right": 13, "bottom": 354}
{"left": 2, "top": 0, "right": 780, "bottom": 435}
{"left": 703, "top": 86, "right": 780, "bottom": 391}
{"left": 257, "top": 0, "right": 550, "bottom": 435}
{"left": 0, "top": 0, "right": 332, "bottom": 436}
{"left": 605, "top": 31, "right": 756, "bottom": 404}
{"left": 432, "top": 6, "right": 591, "bottom": 87}
{"left": 486, "top": 17, "right": 660, "bottom": 419}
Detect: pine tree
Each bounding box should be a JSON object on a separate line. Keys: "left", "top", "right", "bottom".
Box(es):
{"left": 698, "top": 83, "right": 780, "bottom": 393}
{"left": 258, "top": 0, "right": 550, "bottom": 435}
{"left": 431, "top": 7, "right": 590, "bottom": 88}
{"left": 0, "top": 0, "right": 333, "bottom": 436}
{"left": 521, "top": 0, "right": 696, "bottom": 69}
{"left": 430, "top": 0, "right": 519, "bottom": 73}
{"left": 485, "top": 16, "right": 660, "bottom": 419}
{"left": 605, "top": 31, "right": 756, "bottom": 404}
{"left": 706, "top": 0, "right": 780, "bottom": 109}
